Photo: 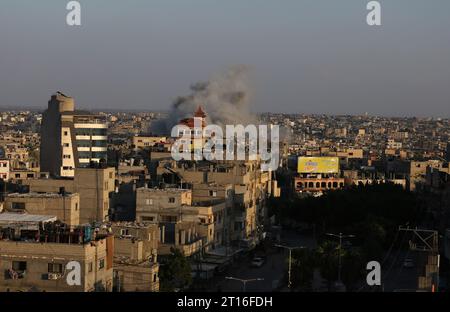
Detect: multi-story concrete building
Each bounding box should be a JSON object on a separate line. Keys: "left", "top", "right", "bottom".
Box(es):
{"left": 154, "top": 159, "right": 278, "bottom": 246}
{"left": 40, "top": 92, "right": 108, "bottom": 177}
{"left": 131, "top": 135, "right": 167, "bottom": 151}
{"left": 111, "top": 222, "right": 160, "bottom": 292}
{"left": 135, "top": 188, "right": 226, "bottom": 255}
{"left": 0, "top": 216, "right": 114, "bottom": 292}
{"left": 135, "top": 188, "right": 192, "bottom": 223}
{"left": 112, "top": 222, "right": 159, "bottom": 259}
{"left": 4, "top": 191, "right": 80, "bottom": 226}
{"left": 295, "top": 176, "right": 345, "bottom": 193}
{"left": 0, "top": 159, "right": 9, "bottom": 180}
{"left": 23, "top": 166, "right": 116, "bottom": 224}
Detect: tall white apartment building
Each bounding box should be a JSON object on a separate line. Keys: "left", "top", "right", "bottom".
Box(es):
{"left": 40, "top": 92, "right": 108, "bottom": 177}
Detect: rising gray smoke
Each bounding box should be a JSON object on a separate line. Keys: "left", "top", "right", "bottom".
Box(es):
{"left": 151, "top": 65, "right": 256, "bottom": 134}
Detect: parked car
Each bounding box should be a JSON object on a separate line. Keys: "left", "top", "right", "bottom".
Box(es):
{"left": 250, "top": 257, "right": 266, "bottom": 268}
{"left": 403, "top": 258, "right": 415, "bottom": 268}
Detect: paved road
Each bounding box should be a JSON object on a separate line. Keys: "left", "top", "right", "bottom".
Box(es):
{"left": 210, "top": 230, "right": 319, "bottom": 292}
{"left": 381, "top": 250, "right": 422, "bottom": 292}
{"left": 215, "top": 251, "right": 286, "bottom": 292}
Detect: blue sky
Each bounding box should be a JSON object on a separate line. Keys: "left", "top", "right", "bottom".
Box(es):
{"left": 0, "top": 0, "right": 449, "bottom": 117}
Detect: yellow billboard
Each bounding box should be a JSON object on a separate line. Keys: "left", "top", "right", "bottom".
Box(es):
{"left": 298, "top": 157, "right": 339, "bottom": 174}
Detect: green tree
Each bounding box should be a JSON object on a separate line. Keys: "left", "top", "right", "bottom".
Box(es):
{"left": 341, "top": 248, "right": 365, "bottom": 290}
{"left": 315, "top": 241, "right": 339, "bottom": 290}
{"left": 159, "top": 248, "right": 192, "bottom": 292}
{"left": 290, "top": 248, "right": 315, "bottom": 290}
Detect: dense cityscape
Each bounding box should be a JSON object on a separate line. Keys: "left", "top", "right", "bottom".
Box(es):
{"left": 2, "top": 3, "right": 450, "bottom": 309}
{"left": 0, "top": 92, "right": 449, "bottom": 293}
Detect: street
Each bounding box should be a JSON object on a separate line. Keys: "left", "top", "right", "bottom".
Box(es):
{"left": 209, "top": 230, "right": 319, "bottom": 292}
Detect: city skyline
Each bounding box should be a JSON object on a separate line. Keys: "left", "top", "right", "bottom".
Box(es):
{"left": 1, "top": 0, "right": 450, "bottom": 117}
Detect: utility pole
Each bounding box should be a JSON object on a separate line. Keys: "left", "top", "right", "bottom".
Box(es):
{"left": 274, "top": 244, "right": 305, "bottom": 289}
{"left": 398, "top": 226, "right": 439, "bottom": 292}
{"left": 225, "top": 277, "right": 264, "bottom": 292}
{"left": 326, "top": 232, "right": 355, "bottom": 286}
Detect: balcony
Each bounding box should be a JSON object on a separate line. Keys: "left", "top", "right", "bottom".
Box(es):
{"left": 5, "top": 269, "right": 26, "bottom": 280}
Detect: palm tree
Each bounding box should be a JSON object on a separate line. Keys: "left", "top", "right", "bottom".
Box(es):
{"left": 315, "top": 241, "right": 339, "bottom": 291}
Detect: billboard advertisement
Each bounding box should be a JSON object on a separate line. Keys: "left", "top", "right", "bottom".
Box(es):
{"left": 298, "top": 157, "right": 339, "bottom": 174}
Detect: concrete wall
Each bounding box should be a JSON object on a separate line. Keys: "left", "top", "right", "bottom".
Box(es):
{"left": 114, "top": 263, "right": 159, "bottom": 292}
{"left": 136, "top": 188, "right": 192, "bottom": 223}
{"left": 4, "top": 193, "right": 80, "bottom": 226}
{"left": 0, "top": 238, "right": 113, "bottom": 292}
{"left": 23, "top": 167, "right": 116, "bottom": 224}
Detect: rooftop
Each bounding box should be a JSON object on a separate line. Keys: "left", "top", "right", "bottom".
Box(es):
{"left": 0, "top": 213, "right": 57, "bottom": 223}
{"left": 6, "top": 192, "right": 77, "bottom": 198}
{"left": 137, "top": 187, "right": 191, "bottom": 194}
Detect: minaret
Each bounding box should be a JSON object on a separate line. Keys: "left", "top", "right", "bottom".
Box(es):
{"left": 194, "top": 106, "right": 207, "bottom": 128}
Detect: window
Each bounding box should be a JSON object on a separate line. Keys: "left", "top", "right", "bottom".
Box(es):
{"left": 15, "top": 173, "right": 20, "bottom": 178}
{"left": 92, "top": 152, "right": 107, "bottom": 159}
{"left": 12, "top": 202, "right": 25, "bottom": 210}
{"left": 63, "top": 143, "right": 70, "bottom": 147}
{"left": 91, "top": 128, "right": 107, "bottom": 136}
{"left": 153, "top": 274, "right": 157, "bottom": 283}
{"left": 160, "top": 215, "right": 177, "bottom": 223}
{"left": 64, "top": 131, "right": 68, "bottom": 136}
{"left": 120, "top": 229, "right": 130, "bottom": 236}
{"left": 168, "top": 197, "right": 175, "bottom": 203}
{"left": 48, "top": 263, "right": 63, "bottom": 273}
{"left": 75, "top": 203, "right": 78, "bottom": 211}
{"left": 99, "top": 259, "right": 105, "bottom": 270}
{"left": 77, "top": 151, "right": 91, "bottom": 159}
{"left": 209, "top": 190, "right": 217, "bottom": 197}
{"left": 12, "top": 261, "right": 27, "bottom": 272}
{"left": 63, "top": 155, "right": 71, "bottom": 159}
{"left": 142, "top": 216, "right": 154, "bottom": 222}
{"left": 88, "top": 262, "right": 93, "bottom": 273}
{"left": 146, "top": 199, "right": 153, "bottom": 205}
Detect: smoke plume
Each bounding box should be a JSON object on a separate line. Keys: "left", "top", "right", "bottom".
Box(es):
{"left": 151, "top": 65, "right": 256, "bottom": 134}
